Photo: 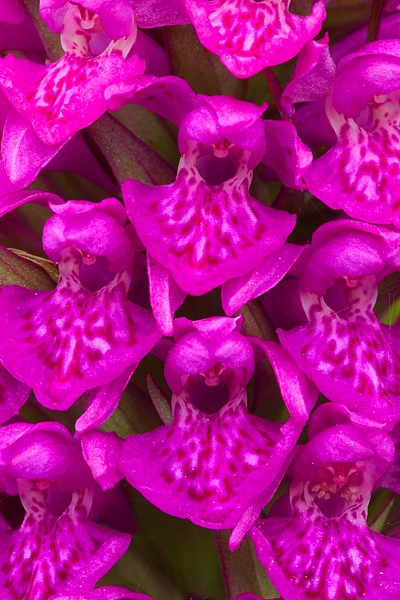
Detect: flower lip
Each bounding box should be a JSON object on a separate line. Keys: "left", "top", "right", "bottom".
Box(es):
{"left": 184, "top": 0, "right": 326, "bottom": 78}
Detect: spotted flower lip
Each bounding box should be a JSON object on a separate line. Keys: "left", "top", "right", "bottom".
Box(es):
{"left": 278, "top": 219, "right": 400, "bottom": 429}
{"left": 0, "top": 483, "right": 131, "bottom": 600}
{"left": 249, "top": 405, "right": 398, "bottom": 600}
{"left": 0, "top": 3, "right": 188, "bottom": 191}
{"left": 183, "top": 0, "right": 326, "bottom": 78}
{"left": 124, "top": 127, "right": 295, "bottom": 300}
{"left": 0, "top": 198, "right": 161, "bottom": 412}
{"left": 114, "top": 316, "right": 318, "bottom": 532}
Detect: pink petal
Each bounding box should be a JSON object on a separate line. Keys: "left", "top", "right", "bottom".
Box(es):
{"left": 124, "top": 156, "right": 295, "bottom": 296}
{"left": 184, "top": 0, "right": 326, "bottom": 77}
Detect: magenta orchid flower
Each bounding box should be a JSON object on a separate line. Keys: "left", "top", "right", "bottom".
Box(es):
{"left": 183, "top": 0, "right": 326, "bottom": 78}
{"left": 0, "top": 2, "right": 142, "bottom": 146}
{"left": 0, "top": 197, "right": 160, "bottom": 418}
{"left": 0, "top": 0, "right": 145, "bottom": 189}
{"left": 101, "top": 316, "right": 319, "bottom": 536}
{"left": 40, "top": 0, "right": 190, "bottom": 36}
{"left": 277, "top": 219, "right": 400, "bottom": 429}
{"left": 285, "top": 35, "right": 400, "bottom": 225}
{"left": 123, "top": 93, "right": 310, "bottom": 334}
{"left": 249, "top": 403, "right": 400, "bottom": 600}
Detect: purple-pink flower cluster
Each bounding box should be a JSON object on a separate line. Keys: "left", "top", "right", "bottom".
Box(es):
{"left": 0, "top": 1, "right": 400, "bottom": 599}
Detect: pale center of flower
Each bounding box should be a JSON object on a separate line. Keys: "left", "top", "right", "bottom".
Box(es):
{"left": 77, "top": 5, "right": 97, "bottom": 29}
{"left": 344, "top": 275, "right": 361, "bottom": 288}
{"left": 81, "top": 250, "right": 97, "bottom": 265}
{"left": 61, "top": 2, "right": 137, "bottom": 58}
{"left": 213, "top": 138, "right": 234, "bottom": 158}
{"left": 374, "top": 93, "right": 388, "bottom": 104}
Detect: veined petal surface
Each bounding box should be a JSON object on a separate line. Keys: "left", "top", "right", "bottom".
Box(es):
{"left": 184, "top": 0, "right": 326, "bottom": 77}
{"left": 305, "top": 92, "right": 400, "bottom": 225}
{"left": 0, "top": 250, "right": 160, "bottom": 410}
{"left": 250, "top": 421, "right": 398, "bottom": 599}
{"left": 120, "top": 389, "right": 298, "bottom": 529}
{"left": 123, "top": 153, "right": 295, "bottom": 296}
{"left": 250, "top": 505, "right": 400, "bottom": 600}
{"left": 0, "top": 52, "right": 144, "bottom": 146}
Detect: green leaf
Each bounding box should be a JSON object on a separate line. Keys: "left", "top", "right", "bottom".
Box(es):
{"left": 368, "top": 488, "right": 396, "bottom": 532}
{"left": 87, "top": 112, "right": 176, "bottom": 186}
{"left": 115, "top": 104, "right": 180, "bottom": 168}
{"left": 0, "top": 246, "right": 56, "bottom": 290}
{"left": 22, "top": 0, "right": 63, "bottom": 61}
{"left": 147, "top": 374, "right": 172, "bottom": 425}
{"left": 213, "top": 529, "right": 278, "bottom": 599}
{"left": 103, "top": 486, "right": 225, "bottom": 600}
{"left": 235, "top": 299, "right": 277, "bottom": 341}
{"left": 164, "top": 24, "right": 247, "bottom": 98}
{"left": 100, "top": 379, "right": 163, "bottom": 438}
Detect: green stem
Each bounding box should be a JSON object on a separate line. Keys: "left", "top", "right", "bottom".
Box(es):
{"left": 368, "top": 488, "right": 396, "bottom": 532}
{"left": 262, "top": 67, "right": 292, "bottom": 122}
{"left": 213, "top": 530, "right": 277, "bottom": 600}
{"left": 87, "top": 113, "right": 176, "bottom": 186}
{"left": 21, "top": 0, "right": 63, "bottom": 61}
{"left": 367, "top": 0, "right": 387, "bottom": 43}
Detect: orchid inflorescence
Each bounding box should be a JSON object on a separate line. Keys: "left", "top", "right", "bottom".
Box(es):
{"left": 0, "top": 0, "right": 400, "bottom": 599}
